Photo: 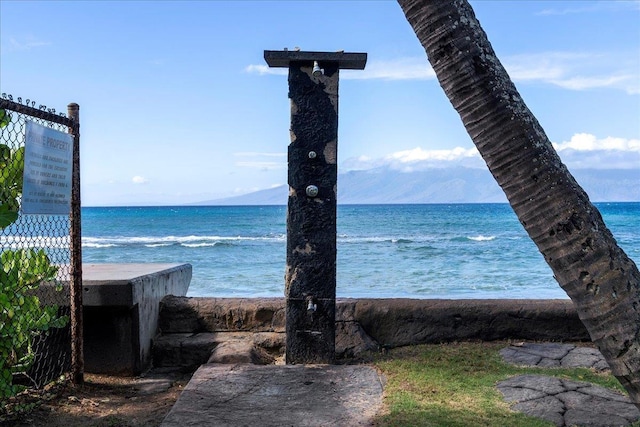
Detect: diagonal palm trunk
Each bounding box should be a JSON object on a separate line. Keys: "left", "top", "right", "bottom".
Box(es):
{"left": 398, "top": 0, "right": 640, "bottom": 404}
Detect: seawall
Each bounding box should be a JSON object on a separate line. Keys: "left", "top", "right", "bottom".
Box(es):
{"left": 154, "top": 297, "right": 589, "bottom": 369}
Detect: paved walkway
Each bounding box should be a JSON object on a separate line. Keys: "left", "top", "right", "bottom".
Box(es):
{"left": 161, "top": 364, "right": 384, "bottom": 427}
{"left": 157, "top": 342, "right": 640, "bottom": 427}
{"left": 499, "top": 343, "right": 640, "bottom": 426}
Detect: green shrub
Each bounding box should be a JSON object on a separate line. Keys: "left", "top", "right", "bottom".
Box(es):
{"left": 0, "top": 143, "right": 23, "bottom": 228}
{"left": 0, "top": 109, "right": 69, "bottom": 399}
{"left": 0, "top": 249, "right": 67, "bottom": 398}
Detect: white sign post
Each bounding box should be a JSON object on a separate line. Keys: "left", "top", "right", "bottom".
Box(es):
{"left": 22, "top": 121, "right": 73, "bottom": 214}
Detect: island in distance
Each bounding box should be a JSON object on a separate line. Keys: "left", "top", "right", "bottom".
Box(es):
{"left": 196, "top": 166, "right": 640, "bottom": 205}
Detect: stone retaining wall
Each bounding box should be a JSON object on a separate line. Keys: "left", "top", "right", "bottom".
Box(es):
{"left": 155, "top": 297, "right": 589, "bottom": 368}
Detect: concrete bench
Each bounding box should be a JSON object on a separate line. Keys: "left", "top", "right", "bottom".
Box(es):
{"left": 81, "top": 263, "right": 191, "bottom": 375}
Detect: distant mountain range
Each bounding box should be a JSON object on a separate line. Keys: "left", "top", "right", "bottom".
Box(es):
{"left": 195, "top": 166, "right": 640, "bottom": 205}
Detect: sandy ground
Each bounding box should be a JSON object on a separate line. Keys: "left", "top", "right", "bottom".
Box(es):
{"left": 1, "top": 369, "right": 192, "bottom": 427}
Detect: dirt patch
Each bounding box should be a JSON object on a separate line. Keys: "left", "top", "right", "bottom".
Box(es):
{"left": 1, "top": 369, "right": 192, "bottom": 427}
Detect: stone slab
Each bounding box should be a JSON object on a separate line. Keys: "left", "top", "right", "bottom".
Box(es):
{"left": 500, "top": 343, "right": 609, "bottom": 371}
{"left": 161, "top": 364, "right": 384, "bottom": 427}
{"left": 497, "top": 374, "right": 640, "bottom": 426}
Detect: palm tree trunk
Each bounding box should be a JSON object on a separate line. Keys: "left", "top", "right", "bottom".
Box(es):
{"left": 398, "top": 0, "right": 640, "bottom": 404}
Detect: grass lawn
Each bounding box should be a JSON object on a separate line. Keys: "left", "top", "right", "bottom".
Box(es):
{"left": 371, "top": 341, "right": 634, "bottom": 427}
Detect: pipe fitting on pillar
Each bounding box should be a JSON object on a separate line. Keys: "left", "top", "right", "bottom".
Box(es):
{"left": 312, "top": 61, "right": 324, "bottom": 77}
{"left": 306, "top": 296, "right": 317, "bottom": 312}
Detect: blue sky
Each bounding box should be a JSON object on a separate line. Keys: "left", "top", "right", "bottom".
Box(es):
{"left": 1, "top": 0, "right": 638, "bottom": 206}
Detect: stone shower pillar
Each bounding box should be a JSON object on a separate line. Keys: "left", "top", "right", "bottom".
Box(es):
{"left": 264, "top": 50, "right": 366, "bottom": 364}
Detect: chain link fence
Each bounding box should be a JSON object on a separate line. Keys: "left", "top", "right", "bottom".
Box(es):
{"left": 0, "top": 94, "right": 82, "bottom": 409}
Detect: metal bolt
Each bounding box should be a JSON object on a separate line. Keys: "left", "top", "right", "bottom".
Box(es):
{"left": 308, "top": 151, "right": 317, "bottom": 159}
{"left": 305, "top": 185, "right": 319, "bottom": 197}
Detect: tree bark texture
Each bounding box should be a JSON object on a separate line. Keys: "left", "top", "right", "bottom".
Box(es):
{"left": 398, "top": 0, "right": 640, "bottom": 404}
{"left": 285, "top": 63, "right": 339, "bottom": 364}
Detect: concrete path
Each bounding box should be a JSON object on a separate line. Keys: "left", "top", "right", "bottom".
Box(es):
{"left": 161, "top": 364, "right": 384, "bottom": 427}
{"left": 499, "top": 343, "right": 640, "bottom": 426}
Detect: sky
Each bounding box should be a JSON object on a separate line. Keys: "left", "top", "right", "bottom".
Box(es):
{"left": 1, "top": 0, "right": 638, "bottom": 206}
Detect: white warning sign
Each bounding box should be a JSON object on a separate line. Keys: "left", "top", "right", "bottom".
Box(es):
{"left": 21, "top": 121, "right": 73, "bottom": 214}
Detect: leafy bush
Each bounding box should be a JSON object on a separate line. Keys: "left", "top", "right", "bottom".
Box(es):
{"left": 0, "top": 109, "right": 69, "bottom": 399}
{"left": 0, "top": 110, "right": 23, "bottom": 228}
{"left": 0, "top": 145, "right": 23, "bottom": 226}
{"left": 0, "top": 249, "right": 67, "bottom": 398}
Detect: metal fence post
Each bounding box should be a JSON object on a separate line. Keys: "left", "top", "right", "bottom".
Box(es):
{"left": 264, "top": 51, "right": 366, "bottom": 364}
{"left": 67, "top": 102, "right": 83, "bottom": 384}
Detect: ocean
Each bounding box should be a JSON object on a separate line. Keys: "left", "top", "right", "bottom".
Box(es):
{"left": 81, "top": 203, "right": 639, "bottom": 299}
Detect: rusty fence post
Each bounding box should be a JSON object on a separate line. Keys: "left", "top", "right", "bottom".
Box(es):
{"left": 264, "top": 50, "right": 366, "bottom": 364}
{"left": 67, "top": 102, "right": 83, "bottom": 384}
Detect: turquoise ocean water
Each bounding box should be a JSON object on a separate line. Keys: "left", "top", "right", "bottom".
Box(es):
{"left": 81, "top": 203, "right": 639, "bottom": 299}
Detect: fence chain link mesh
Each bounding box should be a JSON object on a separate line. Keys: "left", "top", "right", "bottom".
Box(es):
{"left": 0, "top": 94, "right": 76, "bottom": 406}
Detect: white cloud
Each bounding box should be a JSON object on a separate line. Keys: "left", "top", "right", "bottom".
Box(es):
{"left": 245, "top": 58, "right": 436, "bottom": 81}
{"left": 342, "top": 134, "right": 639, "bottom": 172}
{"left": 132, "top": 176, "right": 149, "bottom": 184}
{"left": 556, "top": 150, "right": 640, "bottom": 170}
{"left": 8, "top": 36, "right": 51, "bottom": 51}
{"left": 244, "top": 64, "right": 287, "bottom": 76}
{"left": 388, "top": 146, "right": 479, "bottom": 162}
{"left": 233, "top": 152, "right": 286, "bottom": 170}
{"left": 553, "top": 133, "right": 640, "bottom": 152}
{"left": 342, "top": 146, "right": 484, "bottom": 171}
{"left": 234, "top": 152, "right": 286, "bottom": 158}
{"left": 342, "top": 58, "right": 435, "bottom": 81}
{"left": 552, "top": 134, "right": 640, "bottom": 169}
{"left": 246, "top": 53, "right": 638, "bottom": 94}
{"left": 235, "top": 161, "right": 285, "bottom": 170}
{"left": 504, "top": 52, "right": 639, "bottom": 95}
{"left": 504, "top": 52, "right": 584, "bottom": 81}
{"left": 550, "top": 75, "right": 638, "bottom": 93}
